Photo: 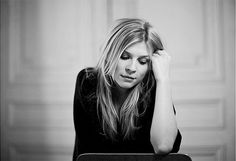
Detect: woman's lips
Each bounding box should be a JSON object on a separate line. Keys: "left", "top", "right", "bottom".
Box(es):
{"left": 121, "top": 75, "right": 136, "bottom": 80}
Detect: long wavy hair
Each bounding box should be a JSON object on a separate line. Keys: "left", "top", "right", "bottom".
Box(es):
{"left": 95, "top": 18, "right": 164, "bottom": 140}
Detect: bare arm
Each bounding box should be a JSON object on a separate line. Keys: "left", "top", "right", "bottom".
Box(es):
{"left": 150, "top": 50, "right": 178, "bottom": 154}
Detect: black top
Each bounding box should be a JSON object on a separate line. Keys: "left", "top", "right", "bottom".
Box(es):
{"left": 73, "top": 68, "right": 182, "bottom": 161}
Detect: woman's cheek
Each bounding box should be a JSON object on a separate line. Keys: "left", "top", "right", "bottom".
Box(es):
{"left": 138, "top": 65, "right": 148, "bottom": 81}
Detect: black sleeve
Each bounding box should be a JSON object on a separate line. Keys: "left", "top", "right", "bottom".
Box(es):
{"left": 171, "top": 129, "right": 182, "bottom": 153}
{"left": 72, "top": 69, "right": 100, "bottom": 161}
{"left": 171, "top": 105, "right": 182, "bottom": 153}
{"left": 73, "top": 69, "right": 97, "bottom": 160}
{"left": 73, "top": 70, "right": 87, "bottom": 161}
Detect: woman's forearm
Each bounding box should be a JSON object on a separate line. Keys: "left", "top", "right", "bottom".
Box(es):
{"left": 150, "top": 80, "right": 178, "bottom": 154}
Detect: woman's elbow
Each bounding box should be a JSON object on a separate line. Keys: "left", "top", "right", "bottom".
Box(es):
{"left": 153, "top": 143, "right": 173, "bottom": 154}
{"left": 150, "top": 137, "right": 174, "bottom": 154}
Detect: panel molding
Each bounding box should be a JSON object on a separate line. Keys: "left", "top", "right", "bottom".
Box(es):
{"left": 180, "top": 145, "right": 226, "bottom": 161}
{"left": 8, "top": 0, "right": 226, "bottom": 84}
{"left": 8, "top": 98, "right": 225, "bottom": 130}
{"left": 108, "top": 0, "right": 225, "bottom": 83}
{"left": 8, "top": 102, "right": 73, "bottom": 129}
{"left": 9, "top": 145, "right": 72, "bottom": 161}
{"left": 9, "top": 144, "right": 226, "bottom": 161}
{"left": 170, "top": 0, "right": 225, "bottom": 83}
{"left": 1, "top": 1, "right": 10, "bottom": 161}
{"left": 175, "top": 98, "right": 225, "bottom": 130}
{"left": 8, "top": 0, "right": 107, "bottom": 85}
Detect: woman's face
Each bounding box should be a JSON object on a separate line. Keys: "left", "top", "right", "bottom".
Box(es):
{"left": 114, "top": 42, "right": 150, "bottom": 89}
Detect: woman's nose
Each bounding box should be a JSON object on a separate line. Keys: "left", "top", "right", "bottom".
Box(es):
{"left": 125, "top": 60, "right": 136, "bottom": 74}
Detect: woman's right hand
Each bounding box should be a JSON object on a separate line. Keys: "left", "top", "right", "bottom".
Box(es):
{"left": 150, "top": 50, "right": 171, "bottom": 82}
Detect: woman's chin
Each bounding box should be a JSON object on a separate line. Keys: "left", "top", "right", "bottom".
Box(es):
{"left": 117, "top": 82, "right": 138, "bottom": 90}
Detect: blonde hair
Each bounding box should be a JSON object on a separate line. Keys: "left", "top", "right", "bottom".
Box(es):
{"left": 95, "top": 18, "right": 164, "bottom": 140}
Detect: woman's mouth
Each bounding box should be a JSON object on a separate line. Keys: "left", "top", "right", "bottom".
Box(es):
{"left": 121, "top": 75, "right": 136, "bottom": 80}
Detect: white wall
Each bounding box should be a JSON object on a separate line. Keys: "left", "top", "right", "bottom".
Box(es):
{"left": 1, "top": 0, "right": 235, "bottom": 161}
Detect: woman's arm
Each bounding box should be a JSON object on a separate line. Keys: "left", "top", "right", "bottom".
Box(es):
{"left": 150, "top": 50, "right": 178, "bottom": 154}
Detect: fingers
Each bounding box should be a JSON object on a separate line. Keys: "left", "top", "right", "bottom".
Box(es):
{"left": 153, "top": 50, "right": 170, "bottom": 57}
{"left": 157, "top": 50, "right": 166, "bottom": 55}
{"left": 150, "top": 50, "right": 171, "bottom": 81}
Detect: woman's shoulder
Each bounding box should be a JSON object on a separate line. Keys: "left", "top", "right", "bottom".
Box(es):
{"left": 77, "top": 67, "right": 97, "bottom": 82}
{"left": 77, "top": 67, "right": 97, "bottom": 79}
{"left": 76, "top": 67, "right": 98, "bottom": 94}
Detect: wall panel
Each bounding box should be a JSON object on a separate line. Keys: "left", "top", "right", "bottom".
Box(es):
{"left": 2, "top": 0, "right": 108, "bottom": 161}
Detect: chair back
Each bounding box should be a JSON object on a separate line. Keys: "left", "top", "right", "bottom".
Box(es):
{"left": 76, "top": 153, "right": 192, "bottom": 161}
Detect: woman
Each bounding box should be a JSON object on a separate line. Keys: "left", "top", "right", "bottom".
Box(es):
{"left": 73, "top": 18, "right": 181, "bottom": 160}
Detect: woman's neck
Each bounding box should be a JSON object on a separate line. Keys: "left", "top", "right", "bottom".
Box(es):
{"left": 112, "top": 85, "right": 130, "bottom": 110}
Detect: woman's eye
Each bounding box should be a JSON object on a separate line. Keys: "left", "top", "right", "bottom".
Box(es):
{"left": 120, "top": 53, "right": 130, "bottom": 60}
{"left": 139, "top": 58, "right": 150, "bottom": 65}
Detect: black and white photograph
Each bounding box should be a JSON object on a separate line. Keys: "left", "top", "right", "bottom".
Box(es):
{"left": 1, "top": 0, "right": 235, "bottom": 161}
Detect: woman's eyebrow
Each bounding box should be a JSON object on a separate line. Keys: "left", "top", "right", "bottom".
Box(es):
{"left": 139, "top": 55, "right": 150, "bottom": 59}
{"left": 123, "top": 50, "right": 131, "bottom": 55}
{"left": 123, "top": 50, "right": 129, "bottom": 54}
{"left": 124, "top": 50, "right": 150, "bottom": 58}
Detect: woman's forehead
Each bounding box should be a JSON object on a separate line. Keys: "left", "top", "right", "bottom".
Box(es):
{"left": 125, "top": 42, "right": 151, "bottom": 56}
